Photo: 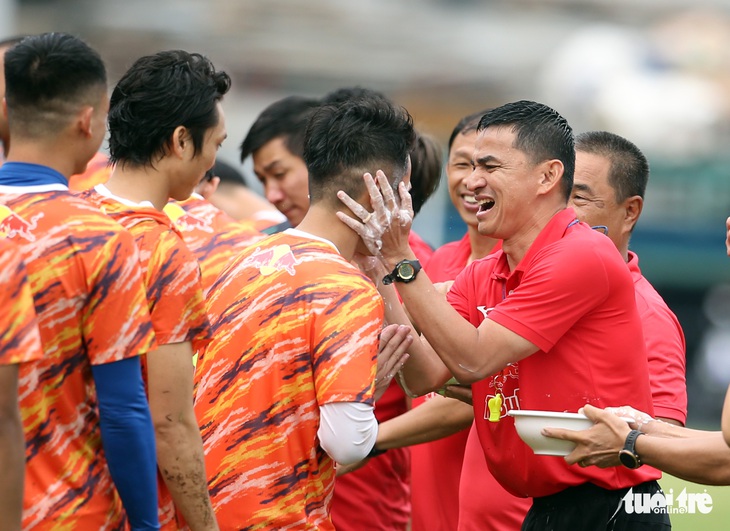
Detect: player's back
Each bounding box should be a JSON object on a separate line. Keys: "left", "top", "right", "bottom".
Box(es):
{"left": 0, "top": 187, "right": 154, "bottom": 529}
{"left": 195, "top": 230, "right": 382, "bottom": 529}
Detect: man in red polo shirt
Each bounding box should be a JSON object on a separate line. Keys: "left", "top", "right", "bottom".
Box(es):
{"left": 339, "top": 100, "right": 668, "bottom": 529}
{"left": 570, "top": 131, "right": 686, "bottom": 426}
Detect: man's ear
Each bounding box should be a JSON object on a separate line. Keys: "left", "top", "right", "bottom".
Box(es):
{"left": 77, "top": 106, "right": 94, "bottom": 138}
{"left": 196, "top": 175, "right": 220, "bottom": 199}
{"left": 623, "top": 195, "right": 643, "bottom": 233}
{"left": 169, "top": 125, "right": 189, "bottom": 158}
{"left": 537, "top": 159, "right": 564, "bottom": 195}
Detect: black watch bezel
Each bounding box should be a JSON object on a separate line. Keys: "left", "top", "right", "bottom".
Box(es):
{"left": 382, "top": 259, "right": 421, "bottom": 285}
{"left": 618, "top": 429, "right": 644, "bottom": 469}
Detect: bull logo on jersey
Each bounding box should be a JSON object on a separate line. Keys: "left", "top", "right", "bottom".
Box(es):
{"left": 483, "top": 363, "right": 520, "bottom": 421}
{"left": 0, "top": 205, "right": 43, "bottom": 242}
{"left": 243, "top": 245, "right": 300, "bottom": 276}
{"left": 164, "top": 203, "right": 214, "bottom": 234}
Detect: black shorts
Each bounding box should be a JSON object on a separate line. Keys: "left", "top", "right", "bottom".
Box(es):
{"left": 522, "top": 480, "right": 671, "bottom": 531}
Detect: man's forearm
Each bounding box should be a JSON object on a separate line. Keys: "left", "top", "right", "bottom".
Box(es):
{"left": 155, "top": 421, "right": 216, "bottom": 530}
{"left": 637, "top": 432, "right": 730, "bottom": 485}
{"left": 377, "top": 395, "right": 473, "bottom": 449}
{"left": 0, "top": 412, "right": 24, "bottom": 531}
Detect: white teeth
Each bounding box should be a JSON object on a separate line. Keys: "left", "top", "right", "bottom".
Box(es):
{"left": 463, "top": 196, "right": 478, "bottom": 204}
{"left": 477, "top": 198, "right": 495, "bottom": 206}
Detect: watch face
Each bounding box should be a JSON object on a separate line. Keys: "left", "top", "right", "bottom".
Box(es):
{"left": 618, "top": 449, "right": 639, "bottom": 469}
{"left": 397, "top": 262, "right": 415, "bottom": 280}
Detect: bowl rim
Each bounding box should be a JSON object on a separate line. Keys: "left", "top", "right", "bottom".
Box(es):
{"left": 507, "top": 410, "right": 588, "bottom": 420}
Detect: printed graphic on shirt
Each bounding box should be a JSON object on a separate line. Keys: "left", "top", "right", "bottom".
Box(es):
{"left": 84, "top": 189, "right": 210, "bottom": 346}
{"left": 194, "top": 231, "right": 382, "bottom": 530}
{"left": 0, "top": 240, "right": 42, "bottom": 366}
{"left": 0, "top": 188, "right": 155, "bottom": 529}
{"left": 0, "top": 205, "right": 43, "bottom": 241}
{"left": 164, "top": 196, "right": 263, "bottom": 295}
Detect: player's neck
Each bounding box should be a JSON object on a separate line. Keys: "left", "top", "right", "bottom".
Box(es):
{"left": 467, "top": 224, "right": 499, "bottom": 264}
{"left": 297, "top": 204, "right": 358, "bottom": 261}
{"left": 5, "top": 139, "right": 78, "bottom": 178}
{"left": 105, "top": 164, "right": 171, "bottom": 210}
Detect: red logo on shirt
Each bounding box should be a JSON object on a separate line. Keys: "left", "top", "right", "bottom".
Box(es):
{"left": 0, "top": 206, "right": 42, "bottom": 242}
{"left": 243, "top": 245, "right": 300, "bottom": 276}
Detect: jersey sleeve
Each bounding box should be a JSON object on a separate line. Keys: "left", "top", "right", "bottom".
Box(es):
{"left": 312, "top": 273, "right": 383, "bottom": 406}
{"left": 0, "top": 248, "right": 43, "bottom": 365}
{"left": 78, "top": 228, "right": 156, "bottom": 366}
{"left": 144, "top": 228, "right": 210, "bottom": 345}
{"left": 447, "top": 263, "right": 476, "bottom": 322}
{"left": 487, "top": 242, "right": 612, "bottom": 353}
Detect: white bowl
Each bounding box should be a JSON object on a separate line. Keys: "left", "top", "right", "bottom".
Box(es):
{"left": 507, "top": 410, "right": 594, "bottom": 456}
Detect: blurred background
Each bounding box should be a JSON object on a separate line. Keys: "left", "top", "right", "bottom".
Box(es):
{"left": 4, "top": 0, "right": 730, "bottom": 426}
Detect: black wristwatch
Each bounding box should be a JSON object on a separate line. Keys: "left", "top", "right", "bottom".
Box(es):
{"left": 618, "top": 429, "right": 644, "bottom": 469}
{"left": 366, "top": 443, "right": 387, "bottom": 459}
{"left": 382, "top": 259, "right": 421, "bottom": 285}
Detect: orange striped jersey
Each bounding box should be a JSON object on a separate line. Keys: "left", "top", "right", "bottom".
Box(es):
{"left": 80, "top": 185, "right": 210, "bottom": 529}
{"left": 0, "top": 183, "right": 156, "bottom": 530}
{"left": 0, "top": 238, "right": 42, "bottom": 366}
{"left": 67, "top": 151, "right": 112, "bottom": 192}
{"left": 194, "top": 229, "right": 383, "bottom": 530}
{"left": 164, "top": 193, "right": 264, "bottom": 295}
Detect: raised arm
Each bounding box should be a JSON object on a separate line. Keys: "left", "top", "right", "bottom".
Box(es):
{"left": 337, "top": 171, "right": 538, "bottom": 384}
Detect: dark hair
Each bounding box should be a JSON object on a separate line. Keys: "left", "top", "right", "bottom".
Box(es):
{"left": 303, "top": 96, "right": 416, "bottom": 206}
{"left": 410, "top": 132, "right": 443, "bottom": 215}
{"left": 213, "top": 158, "right": 247, "bottom": 187}
{"left": 4, "top": 33, "right": 106, "bottom": 137}
{"left": 575, "top": 131, "right": 649, "bottom": 202}
{"left": 239, "top": 96, "right": 319, "bottom": 163}
{"left": 0, "top": 36, "right": 26, "bottom": 49}
{"left": 478, "top": 100, "right": 574, "bottom": 201}
{"left": 108, "top": 50, "right": 230, "bottom": 167}
{"left": 448, "top": 108, "right": 491, "bottom": 151}
{"left": 321, "top": 85, "right": 389, "bottom": 106}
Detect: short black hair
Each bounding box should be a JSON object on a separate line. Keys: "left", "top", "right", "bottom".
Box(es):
{"left": 303, "top": 96, "right": 416, "bottom": 206}
{"left": 4, "top": 33, "right": 106, "bottom": 137}
{"left": 213, "top": 158, "right": 247, "bottom": 187}
{"left": 0, "top": 36, "right": 25, "bottom": 49}
{"left": 321, "top": 85, "right": 389, "bottom": 106}
{"left": 448, "top": 108, "right": 491, "bottom": 151}
{"left": 410, "top": 132, "right": 443, "bottom": 215}
{"left": 108, "top": 50, "right": 230, "bottom": 167}
{"left": 575, "top": 131, "right": 649, "bottom": 202}
{"left": 239, "top": 96, "right": 319, "bottom": 163}
{"left": 478, "top": 100, "right": 574, "bottom": 201}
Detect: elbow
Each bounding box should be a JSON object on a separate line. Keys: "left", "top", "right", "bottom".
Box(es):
{"left": 322, "top": 440, "right": 370, "bottom": 466}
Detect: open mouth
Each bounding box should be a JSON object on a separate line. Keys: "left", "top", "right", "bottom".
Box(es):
{"left": 463, "top": 195, "right": 479, "bottom": 205}
{"left": 478, "top": 198, "right": 495, "bottom": 212}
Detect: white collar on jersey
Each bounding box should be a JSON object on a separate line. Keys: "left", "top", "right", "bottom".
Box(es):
{"left": 284, "top": 228, "right": 340, "bottom": 254}
{"left": 94, "top": 184, "right": 155, "bottom": 208}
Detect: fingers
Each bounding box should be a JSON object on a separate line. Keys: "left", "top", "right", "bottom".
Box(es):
{"left": 541, "top": 427, "right": 575, "bottom": 442}
{"left": 337, "top": 190, "right": 371, "bottom": 221}
{"left": 378, "top": 323, "right": 399, "bottom": 350}
{"left": 443, "top": 385, "right": 473, "bottom": 406}
{"left": 375, "top": 170, "right": 398, "bottom": 212}
{"left": 363, "top": 172, "right": 389, "bottom": 220}
{"left": 398, "top": 181, "right": 414, "bottom": 218}
{"left": 336, "top": 211, "right": 369, "bottom": 240}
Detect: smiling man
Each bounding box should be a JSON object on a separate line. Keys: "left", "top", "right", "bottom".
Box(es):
{"left": 570, "top": 131, "right": 687, "bottom": 427}
{"left": 338, "top": 100, "right": 670, "bottom": 530}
